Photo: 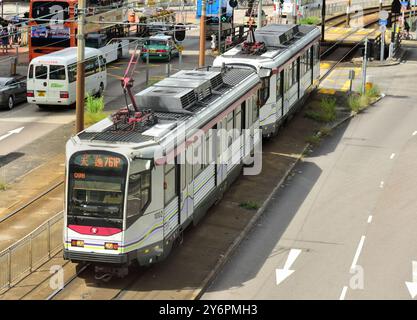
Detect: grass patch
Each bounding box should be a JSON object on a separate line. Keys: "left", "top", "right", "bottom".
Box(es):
{"left": 348, "top": 85, "right": 381, "bottom": 113}
{"left": 305, "top": 134, "right": 321, "bottom": 146}
{"left": 0, "top": 181, "right": 7, "bottom": 191}
{"left": 319, "top": 126, "right": 332, "bottom": 137}
{"left": 305, "top": 96, "right": 337, "bottom": 123}
{"left": 240, "top": 201, "right": 260, "bottom": 210}
{"left": 84, "top": 95, "right": 108, "bottom": 127}
{"left": 299, "top": 16, "right": 320, "bottom": 25}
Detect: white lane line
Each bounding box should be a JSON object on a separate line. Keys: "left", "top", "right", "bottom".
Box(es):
{"left": 351, "top": 236, "right": 366, "bottom": 271}
{"left": 379, "top": 181, "right": 384, "bottom": 188}
{"left": 367, "top": 215, "right": 373, "bottom": 223}
{"left": 390, "top": 153, "right": 396, "bottom": 160}
{"left": 413, "top": 131, "right": 417, "bottom": 136}
{"left": 339, "top": 286, "right": 348, "bottom": 300}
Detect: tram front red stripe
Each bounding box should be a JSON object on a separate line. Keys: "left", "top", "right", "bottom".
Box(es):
{"left": 68, "top": 225, "right": 122, "bottom": 236}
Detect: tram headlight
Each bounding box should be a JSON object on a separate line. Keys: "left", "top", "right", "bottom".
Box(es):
{"left": 71, "top": 240, "right": 84, "bottom": 247}
{"left": 104, "top": 242, "right": 119, "bottom": 250}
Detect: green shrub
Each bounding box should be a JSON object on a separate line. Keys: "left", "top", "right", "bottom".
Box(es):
{"left": 84, "top": 95, "right": 107, "bottom": 127}
{"left": 305, "top": 135, "right": 321, "bottom": 145}
{"left": 0, "top": 181, "right": 7, "bottom": 191}
{"left": 305, "top": 97, "right": 337, "bottom": 122}
{"left": 299, "top": 16, "right": 320, "bottom": 25}
{"left": 319, "top": 126, "right": 332, "bottom": 137}
{"left": 240, "top": 201, "right": 260, "bottom": 210}
{"left": 348, "top": 94, "right": 361, "bottom": 112}
{"left": 365, "top": 85, "right": 380, "bottom": 99}
{"left": 320, "top": 97, "right": 337, "bottom": 122}
{"left": 348, "top": 93, "right": 373, "bottom": 113}
{"left": 86, "top": 95, "right": 104, "bottom": 114}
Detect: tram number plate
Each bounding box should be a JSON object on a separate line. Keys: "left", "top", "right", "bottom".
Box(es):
{"left": 37, "top": 91, "right": 46, "bottom": 97}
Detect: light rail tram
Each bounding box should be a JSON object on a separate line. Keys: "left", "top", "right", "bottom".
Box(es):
{"left": 63, "top": 24, "right": 321, "bottom": 277}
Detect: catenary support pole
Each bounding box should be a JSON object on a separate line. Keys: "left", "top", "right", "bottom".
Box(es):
{"left": 199, "top": 0, "right": 206, "bottom": 67}
{"left": 75, "top": 0, "right": 86, "bottom": 133}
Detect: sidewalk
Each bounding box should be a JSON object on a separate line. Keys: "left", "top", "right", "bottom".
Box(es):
{"left": 0, "top": 45, "right": 29, "bottom": 77}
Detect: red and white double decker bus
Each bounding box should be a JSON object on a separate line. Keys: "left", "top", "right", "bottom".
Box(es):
{"left": 28, "top": 0, "right": 128, "bottom": 61}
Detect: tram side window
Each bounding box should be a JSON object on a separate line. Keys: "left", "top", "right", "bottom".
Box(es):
{"left": 313, "top": 44, "right": 320, "bottom": 65}
{"left": 291, "top": 61, "right": 297, "bottom": 85}
{"left": 259, "top": 76, "right": 270, "bottom": 105}
{"left": 227, "top": 112, "right": 233, "bottom": 147}
{"left": 193, "top": 138, "right": 204, "bottom": 178}
{"left": 252, "top": 95, "right": 259, "bottom": 123}
{"left": 127, "top": 170, "right": 151, "bottom": 218}
{"left": 234, "top": 106, "right": 242, "bottom": 135}
{"left": 284, "top": 65, "right": 292, "bottom": 92}
{"left": 276, "top": 73, "right": 282, "bottom": 100}
{"left": 205, "top": 131, "right": 212, "bottom": 166}
{"left": 164, "top": 164, "right": 176, "bottom": 205}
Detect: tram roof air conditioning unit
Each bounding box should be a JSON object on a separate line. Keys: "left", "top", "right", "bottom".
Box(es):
{"left": 154, "top": 78, "right": 212, "bottom": 101}
{"left": 255, "top": 24, "right": 300, "bottom": 47}
{"left": 171, "top": 70, "right": 224, "bottom": 90}
{"left": 135, "top": 86, "right": 196, "bottom": 113}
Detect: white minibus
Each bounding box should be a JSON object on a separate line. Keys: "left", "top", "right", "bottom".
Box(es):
{"left": 27, "top": 47, "right": 107, "bottom": 108}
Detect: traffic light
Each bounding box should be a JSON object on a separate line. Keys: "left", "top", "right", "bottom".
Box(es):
{"left": 221, "top": 7, "right": 231, "bottom": 23}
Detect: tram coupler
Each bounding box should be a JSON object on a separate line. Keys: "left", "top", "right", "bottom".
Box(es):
{"left": 94, "top": 265, "right": 128, "bottom": 280}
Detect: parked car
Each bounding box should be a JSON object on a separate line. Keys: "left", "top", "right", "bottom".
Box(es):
{"left": 140, "top": 34, "right": 179, "bottom": 62}
{"left": 0, "top": 77, "right": 27, "bottom": 110}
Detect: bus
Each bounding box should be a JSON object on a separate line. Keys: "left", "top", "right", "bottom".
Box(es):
{"left": 28, "top": 0, "right": 129, "bottom": 61}
{"left": 27, "top": 47, "right": 107, "bottom": 108}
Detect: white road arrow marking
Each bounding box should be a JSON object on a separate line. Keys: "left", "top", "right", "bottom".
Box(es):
{"left": 0, "top": 127, "right": 24, "bottom": 142}
{"left": 275, "top": 249, "right": 302, "bottom": 285}
{"left": 405, "top": 261, "right": 417, "bottom": 299}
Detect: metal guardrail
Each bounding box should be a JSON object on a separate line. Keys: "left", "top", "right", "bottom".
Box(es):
{"left": 0, "top": 211, "right": 63, "bottom": 295}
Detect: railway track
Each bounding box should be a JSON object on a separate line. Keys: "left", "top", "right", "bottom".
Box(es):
{"left": 0, "top": 180, "right": 63, "bottom": 225}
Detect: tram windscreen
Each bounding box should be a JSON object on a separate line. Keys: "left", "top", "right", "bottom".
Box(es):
{"left": 68, "top": 152, "right": 127, "bottom": 220}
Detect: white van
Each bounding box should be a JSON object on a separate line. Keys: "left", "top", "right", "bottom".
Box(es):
{"left": 27, "top": 47, "right": 107, "bottom": 108}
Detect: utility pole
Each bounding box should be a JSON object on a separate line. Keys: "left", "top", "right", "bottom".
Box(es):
{"left": 293, "top": 0, "right": 298, "bottom": 24}
{"left": 321, "top": 0, "right": 326, "bottom": 42}
{"left": 257, "top": 0, "right": 262, "bottom": 28}
{"left": 346, "top": 0, "right": 351, "bottom": 27}
{"left": 361, "top": 38, "right": 368, "bottom": 94}
{"left": 75, "top": 0, "right": 86, "bottom": 133}
{"left": 199, "top": 0, "right": 206, "bottom": 68}
{"left": 218, "top": 5, "right": 222, "bottom": 54}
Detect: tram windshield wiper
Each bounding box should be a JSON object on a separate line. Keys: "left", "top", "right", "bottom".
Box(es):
{"left": 73, "top": 202, "right": 120, "bottom": 217}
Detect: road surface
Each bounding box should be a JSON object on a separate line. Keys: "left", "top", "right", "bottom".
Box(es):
{"left": 203, "top": 46, "right": 417, "bottom": 300}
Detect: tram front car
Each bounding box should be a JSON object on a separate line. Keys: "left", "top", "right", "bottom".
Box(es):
{"left": 64, "top": 142, "right": 157, "bottom": 276}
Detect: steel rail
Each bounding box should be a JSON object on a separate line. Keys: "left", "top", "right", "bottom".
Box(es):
{"left": 0, "top": 180, "right": 64, "bottom": 224}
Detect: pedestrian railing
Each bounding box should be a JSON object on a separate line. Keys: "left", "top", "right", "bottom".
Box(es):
{"left": 0, "top": 212, "right": 64, "bottom": 295}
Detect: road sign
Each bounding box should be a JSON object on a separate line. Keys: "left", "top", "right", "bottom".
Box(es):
{"left": 400, "top": 1, "right": 409, "bottom": 6}
{"left": 379, "top": 10, "right": 389, "bottom": 20}
{"left": 380, "top": 25, "right": 387, "bottom": 32}
{"left": 379, "top": 19, "right": 388, "bottom": 26}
